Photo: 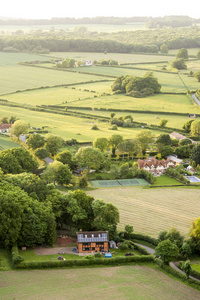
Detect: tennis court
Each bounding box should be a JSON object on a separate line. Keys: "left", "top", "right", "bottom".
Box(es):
{"left": 90, "top": 178, "right": 149, "bottom": 188}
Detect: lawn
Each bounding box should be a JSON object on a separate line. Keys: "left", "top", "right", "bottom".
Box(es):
{"left": 1, "top": 265, "right": 200, "bottom": 299}
{"left": 0, "top": 249, "right": 12, "bottom": 271}
{"left": 87, "top": 187, "right": 200, "bottom": 237}
{"left": 152, "top": 175, "right": 184, "bottom": 186}
{"left": 0, "top": 135, "right": 20, "bottom": 149}
{"left": 19, "top": 249, "right": 82, "bottom": 261}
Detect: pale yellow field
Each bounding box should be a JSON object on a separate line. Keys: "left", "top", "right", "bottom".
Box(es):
{"left": 87, "top": 187, "right": 200, "bottom": 237}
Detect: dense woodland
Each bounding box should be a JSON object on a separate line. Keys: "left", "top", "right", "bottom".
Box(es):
{"left": 1, "top": 17, "right": 200, "bottom": 54}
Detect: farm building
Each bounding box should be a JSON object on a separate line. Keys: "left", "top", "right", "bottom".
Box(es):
{"left": 166, "top": 155, "right": 183, "bottom": 165}
{"left": 170, "top": 131, "right": 196, "bottom": 144}
{"left": 0, "top": 124, "right": 12, "bottom": 134}
{"left": 76, "top": 230, "right": 109, "bottom": 253}
{"left": 137, "top": 157, "right": 176, "bottom": 175}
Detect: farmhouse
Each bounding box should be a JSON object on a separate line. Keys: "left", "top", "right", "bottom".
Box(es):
{"left": 0, "top": 124, "right": 12, "bottom": 134}
{"left": 76, "top": 230, "right": 109, "bottom": 253}
{"left": 137, "top": 157, "right": 176, "bottom": 174}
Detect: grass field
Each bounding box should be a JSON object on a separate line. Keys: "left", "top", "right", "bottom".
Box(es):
{"left": 66, "top": 92, "right": 199, "bottom": 114}
{"left": 152, "top": 175, "right": 184, "bottom": 186}
{"left": 49, "top": 52, "right": 173, "bottom": 63}
{"left": 68, "top": 108, "right": 199, "bottom": 129}
{"left": 1, "top": 265, "right": 200, "bottom": 299}
{"left": 0, "top": 135, "right": 20, "bottom": 149}
{"left": 0, "top": 105, "right": 163, "bottom": 142}
{"left": 87, "top": 187, "right": 200, "bottom": 237}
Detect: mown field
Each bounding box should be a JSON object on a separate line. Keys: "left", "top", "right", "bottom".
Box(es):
{"left": 87, "top": 187, "right": 200, "bottom": 237}
{"left": 0, "top": 135, "right": 20, "bottom": 149}
{"left": 1, "top": 266, "right": 200, "bottom": 300}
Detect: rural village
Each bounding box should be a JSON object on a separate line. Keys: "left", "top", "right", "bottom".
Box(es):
{"left": 1, "top": 10, "right": 200, "bottom": 300}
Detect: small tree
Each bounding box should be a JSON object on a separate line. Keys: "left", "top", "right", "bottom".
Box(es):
{"left": 11, "top": 120, "right": 29, "bottom": 140}
{"left": 182, "top": 260, "right": 191, "bottom": 279}
{"left": 125, "top": 224, "right": 134, "bottom": 237}
{"left": 159, "top": 119, "right": 168, "bottom": 128}
{"left": 176, "top": 48, "right": 188, "bottom": 60}
{"left": 154, "top": 240, "right": 179, "bottom": 264}
{"left": 195, "top": 71, "right": 200, "bottom": 82}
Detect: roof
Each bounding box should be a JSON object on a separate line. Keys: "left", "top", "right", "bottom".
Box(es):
{"left": 137, "top": 157, "right": 174, "bottom": 169}
{"left": 44, "top": 157, "right": 54, "bottom": 165}
{"left": 0, "top": 124, "right": 12, "bottom": 130}
{"left": 170, "top": 132, "right": 187, "bottom": 141}
{"left": 77, "top": 231, "right": 109, "bottom": 243}
{"left": 166, "top": 155, "right": 183, "bottom": 164}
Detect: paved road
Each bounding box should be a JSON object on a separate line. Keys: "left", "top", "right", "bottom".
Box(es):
{"left": 135, "top": 243, "right": 200, "bottom": 282}
{"left": 192, "top": 94, "right": 200, "bottom": 106}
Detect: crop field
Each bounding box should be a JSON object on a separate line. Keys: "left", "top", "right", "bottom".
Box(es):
{"left": 87, "top": 187, "right": 200, "bottom": 237}
{"left": 1, "top": 266, "right": 200, "bottom": 300}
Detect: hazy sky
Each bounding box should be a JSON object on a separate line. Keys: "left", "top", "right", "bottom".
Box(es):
{"left": 2, "top": 0, "right": 199, "bottom": 19}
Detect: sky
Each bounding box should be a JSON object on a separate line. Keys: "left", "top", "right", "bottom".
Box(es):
{"left": 1, "top": 0, "right": 200, "bottom": 19}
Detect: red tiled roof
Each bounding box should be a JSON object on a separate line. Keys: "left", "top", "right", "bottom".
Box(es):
{"left": 0, "top": 124, "right": 12, "bottom": 130}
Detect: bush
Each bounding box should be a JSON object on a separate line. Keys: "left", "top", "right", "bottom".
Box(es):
{"left": 94, "top": 252, "right": 102, "bottom": 258}
{"left": 11, "top": 245, "right": 24, "bottom": 266}
{"left": 91, "top": 124, "right": 99, "bottom": 130}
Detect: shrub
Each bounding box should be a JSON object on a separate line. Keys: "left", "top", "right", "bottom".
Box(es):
{"left": 11, "top": 245, "right": 24, "bottom": 266}
{"left": 91, "top": 124, "right": 99, "bottom": 130}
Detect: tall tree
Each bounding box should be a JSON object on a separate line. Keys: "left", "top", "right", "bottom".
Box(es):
{"left": 45, "top": 135, "right": 64, "bottom": 156}
{"left": 11, "top": 120, "right": 29, "bottom": 140}
{"left": 93, "top": 137, "right": 108, "bottom": 152}
{"left": 108, "top": 134, "right": 123, "bottom": 156}
{"left": 190, "top": 120, "right": 200, "bottom": 136}
{"left": 26, "top": 133, "right": 45, "bottom": 150}
{"left": 154, "top": 240, "right": 179, "bottom": 265}
{"left": 76, "top": 147, "right": 106, "bottom": 171}
{"left": 136, "top": 129, "right": 153, "bottom": 155}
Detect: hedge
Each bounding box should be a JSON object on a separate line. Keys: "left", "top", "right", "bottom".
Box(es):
{"left": 15, "top": 255, "right": 155, "bottom": 269}
{"left": 11, "top": 245, "right": 24, "bottom": 266}
{"left": 130, "top": 233, "right": 159, "bottom": 246}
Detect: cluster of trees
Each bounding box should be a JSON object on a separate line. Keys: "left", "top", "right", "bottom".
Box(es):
{"left": 111, "top": 72, "right": 161, "bottom": 97}
{"left": 97, "top": 59, "right": 118, "bottom": 66}
{"left": 155, "top": 219, "right": 200, "bottom": 266}
{"left": 56, "top": 59, "right": 75, "bottom": 68}
{"left": 146, "top": 16, "right": 195, "bottom": 29}
{"left": 0, "top": 170, "right": 119, "bottom": 248}
{"left": 0, "top": 115, "right": 18, "bottom": 124}
{"left": 170, "top": 48, "right": 188, "bottom": 70}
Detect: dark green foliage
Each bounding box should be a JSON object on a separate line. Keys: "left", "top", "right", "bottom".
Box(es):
{"left": 0, "top": 148, "right": 37, "bottom": 174}
{"left": 176, "top": 48, "right": 189, "bottom": 60}
{"left": 171, "top": 58, "right": 187, "bottom": 70}
{"left": 14, "top": 255, "right": 155, "bottom": 269}
{"left": 111, "top": 73, "right": 161, "bottom": 97}
{"left": 11, "top": 245, "right": 24, "bottom": 266}
{"left": 190, "top": 144, "right": 200, "bottom": 165}
{"left": 166, "top": 167, "right": 189, "bottom": 183}
{"left": 182, "top": 119, "right": 195, "bottom": 132}
{"left": 26, "top": 133, "right": 45, "bottom": 150}
{"left": 0, "top": 183, "right": 56, "bottom": 248}
{"left": 180, "top": 139, "right": 192, "bottom": 145}
{"left": 154, "top": 240, "right": 179, "bottom": 264}
{"left": 130, "top": 233, "right": 159, "bottom": 246}
{"left": 34, "top": 147, "right": 50, "bottom": 159}
{"left": 78, "top": 175, "right": 88, "bottom": 188}
{"left": 45, "top": 135, "right": 64, "bottom": 156}
{"left": 175, "top": 145, "right": 191, "bottom": 158}
{"left": 119, "top": 240, "right": 135, "bottom": 250}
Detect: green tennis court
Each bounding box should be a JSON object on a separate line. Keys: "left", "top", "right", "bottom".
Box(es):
{"left": 90, "top": 178, "right": 149, "bottom": 188}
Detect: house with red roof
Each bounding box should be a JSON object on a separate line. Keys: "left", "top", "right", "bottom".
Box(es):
{"left": 137, "top": 157, "right": 176, "bottom": 175}
{"left": 0, "top": 124, "right": 12, "bottom": 134}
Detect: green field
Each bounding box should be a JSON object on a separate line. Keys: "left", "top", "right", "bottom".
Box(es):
{"left": 65, "top": 93, "right": 198, "bottom": 114}
{"left": 0, "top": 105, "right": 163, "bottom": 142}
{"left": 0, "top": 135, "right": 20, "bottom": 149}
{"left": 1, "top": 266, "right": 200, "bottom": 299}
{"left": 87, "top": 187, "right": 200, "bottom": 237}
{"left": 49, "top": 51, "right": 174, "bottom": 63}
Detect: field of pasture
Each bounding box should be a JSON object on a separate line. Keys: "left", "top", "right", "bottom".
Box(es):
{"left": 1, "top": 266, "right": 200, "bottom": 300}
{"left": 0, "top": 105, "right": 163, "bottom": 142}
{"left": 66, "top": 92, "right": 198, "bottom": 114}
{"left": 87, "top": 187, "right": 200, "bottom": 237}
